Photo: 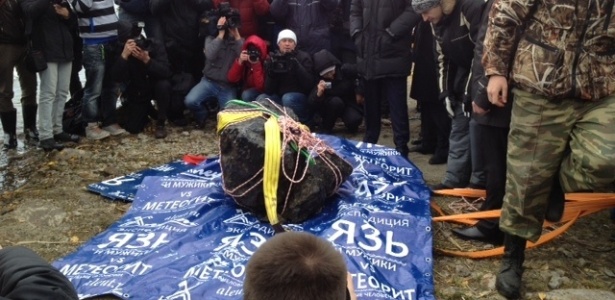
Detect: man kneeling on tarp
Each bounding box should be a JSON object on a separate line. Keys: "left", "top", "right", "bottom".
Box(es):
{"left": 0, "top": 246, "right": 78, "bottom": 299}
{"left": 244, "top": 231, "right": 356, "bottom": 300}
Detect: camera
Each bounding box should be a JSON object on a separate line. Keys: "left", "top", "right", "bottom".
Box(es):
{"left": 323, "top": 82, "right": 332, "bottom": 89}
{"left": 202, "top": 2, "right": 241, "bottom": 32}
{"left": 130, "top": 22, "right": 151, "bottom": 49}
{"left": 268, "top": 52, "right": 294, "bottom": 74}
{"left": 134, "top": 36, "right": 152, "bottom": 49}
{"left": 218, "top": 2, "right": 241, "bottom": 29}
{"left": 247, "top": 45, "right": 261, "bottom": 62}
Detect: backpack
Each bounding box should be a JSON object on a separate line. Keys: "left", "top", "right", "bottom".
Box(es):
{"left": 62, "top": 89, "right": 85, "bottom": 136}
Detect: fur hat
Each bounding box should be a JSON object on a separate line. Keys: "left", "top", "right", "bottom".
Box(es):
{"left": 412, "top": 0, "right": 441, "bottom": 13}
{"left": 277, "top": 29, "right": 297, "bottom": 44}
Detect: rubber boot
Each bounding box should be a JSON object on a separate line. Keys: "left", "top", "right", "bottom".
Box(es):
{"left": 545, "top": 173, "right": 565, "bottom": 222}
{"left": 22, "top": 104, "right": 39, "bottom": 143}
{"left": 496, "top": 234, "right": 527, "bottom": 299}
{"left": 0, "top": 110, "right": 18, "bottom": 150}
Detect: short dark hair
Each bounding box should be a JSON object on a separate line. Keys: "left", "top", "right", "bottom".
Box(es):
{"left": 243, "top": 231, "right": 348, "bottom": 300}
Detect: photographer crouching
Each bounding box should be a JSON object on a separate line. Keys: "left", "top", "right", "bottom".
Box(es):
{"left": 309, "top": 49, "right": 363, "bottom": 134}
{"left": 185, "top": 4, "right": 243, "bottom": 129}
{"left": 227, "top": 35, "right": 268, "bottom": 102}
{"left": 111, "top": 20, "right": 172, "bottom": 138}
{"left": 256, "top": 29, "right": 315, "bottom": 125}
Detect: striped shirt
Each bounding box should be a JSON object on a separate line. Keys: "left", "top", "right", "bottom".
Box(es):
{"left": 71, "top": 0, "right": 118, "bottom": 43}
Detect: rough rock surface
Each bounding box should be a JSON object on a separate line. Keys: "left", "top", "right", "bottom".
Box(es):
{"left": 218, "top": 100, "right": 353, "bottom": 223}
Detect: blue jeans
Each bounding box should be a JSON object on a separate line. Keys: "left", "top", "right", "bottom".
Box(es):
{"left": 241, "top": 88, "right": 261, "bottom": 102}
{"left": 256, "top": 92, "right": 311, "bottom": 124}
{"left": 184, "top": 77, "right": 237, "bottom": 123}
{"left": 82, "top": 42, "right": 120, "bottom": 126}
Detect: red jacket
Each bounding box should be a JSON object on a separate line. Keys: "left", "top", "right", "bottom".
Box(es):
{"left": 228, "top": 35, "right": 268, "bottom": 93}
{"left": 213, "top": 0, "right": 269, "bottom": 38}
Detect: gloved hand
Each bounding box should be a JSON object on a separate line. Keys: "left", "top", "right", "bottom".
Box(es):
{"left": 444, "top": 97, "right": 455, "bottom": 118}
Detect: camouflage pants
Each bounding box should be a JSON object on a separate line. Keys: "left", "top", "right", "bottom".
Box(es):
{"left": 500, "top": 89, "right": 615, "bottom": 242}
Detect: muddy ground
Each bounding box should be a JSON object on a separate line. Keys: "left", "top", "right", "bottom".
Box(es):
{"left": 0, "top": 104, "right": 614, "bottom": 300}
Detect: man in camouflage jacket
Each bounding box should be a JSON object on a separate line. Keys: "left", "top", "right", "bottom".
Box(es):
{"left": 483, "top": 0, "right": 615, "bottom": 298}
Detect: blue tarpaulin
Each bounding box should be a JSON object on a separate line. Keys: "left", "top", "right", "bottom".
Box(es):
{"left": 54, "top": 135, "right": 435, "bottom": 300}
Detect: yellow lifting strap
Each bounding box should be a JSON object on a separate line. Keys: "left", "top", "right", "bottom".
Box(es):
{"left": 263, "top": 117, "right": 282, "bottom": 227}
{"left": 217, "top": 108, "right": 285, "bottom": 229}
{"left": 216, "top": 110, "right": 263, "bottom": 134}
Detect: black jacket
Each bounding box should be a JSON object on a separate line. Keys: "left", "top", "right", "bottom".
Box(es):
{"left": 471, "top": 0, "right": 512, "bottom": 128}
{"left": 264, "top": 49, "right": 315, "bottom": 95}
{"left": 410, "top": 21, "right": 439, "bottom": 103}
{"left": 349, "top": 0, "right": 419, "bottom": 80}
{"left": 270, "top": 0, "right": 339, "bottom": 55}
{"left": 0, "top": 0, "right": 26, "bottom": 44}
{"left": 111, "top": 38, "right": 172, "bottom": 101}
{"left": 431, "top": 0, "right": 484, "bottom": 102}
{"left": 0, "top": 246, "right": 78, "bottom": 300}
{"left": 308, "top": 50, "right": 358, "bottom": 107}
{"left": 150, "top": 0, "right": 211, "bottom": 65}
{"left": 20, "top": 0, "right": 74, "bottom": 62}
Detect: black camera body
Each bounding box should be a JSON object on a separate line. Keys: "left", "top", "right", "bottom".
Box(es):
{"left": 205, "top": 2, "right": 241, "bottom": 30}
{"left": 246, "top": 45, "right": 261, "bottom": 62}
{"left": 269, "top": 52, "right": 294, "bottom": 74}
{"left": 200, "top": 2, "right": 241, "bottom": 37}
{"left": 218, "top": 2, "right": 241, "bottom": 29}
{"left": 134, "top": 36, "right": 152, "bottom": 50}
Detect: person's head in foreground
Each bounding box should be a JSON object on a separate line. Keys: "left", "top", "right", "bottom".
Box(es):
{"left": 244, "top": 231, "right": 355, "bottom": 300}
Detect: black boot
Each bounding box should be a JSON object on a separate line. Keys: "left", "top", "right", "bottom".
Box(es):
{"left": 22, "top": 104, "right": 39, "bottom": 143}
{"left": 496, "top": 234, "right": 527, "bottom": 299}
{"left": 545, "top": 174, "right": 565, "bottom": 222}
{"left": 39, "top": 138, "right": 64, "bottom": 152}
{"left": 155, "top": 123, "right": 167, "bottom": 139}
{"left": 0, "top": 110, "right": 18, "bottom": 150}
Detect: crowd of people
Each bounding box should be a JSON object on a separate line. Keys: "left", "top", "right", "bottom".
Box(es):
{"left": 1, "top": 0, "right": 614, "bottom": 298}
{"left": 1, "top": 0, "right": 369, "bottom": 147}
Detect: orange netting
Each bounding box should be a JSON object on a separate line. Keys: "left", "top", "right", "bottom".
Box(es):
{"left": 431, "top": 189, "right": 615, "bottom": 258}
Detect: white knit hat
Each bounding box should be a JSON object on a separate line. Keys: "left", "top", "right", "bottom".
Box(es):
{"left": 277, "top": 29, "right": 297, "bottom": 44}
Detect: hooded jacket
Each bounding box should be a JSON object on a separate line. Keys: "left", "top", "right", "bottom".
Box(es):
{"left": 20, "top": 0, "right": 74, "bottom": 63}
{"left": 213, "top": 0, "right": 269, "bottom": 38}
{"left": 349, "top": 0, "right": 419, "bottom": 80}
{"left": 227, "top": 35, "right": 268, "bottom": 92}
{"left": 308, "top": 49, "right": 358, "bottom": 107}
{"left": 0, "top": 246, "right": 79, "bottom": 300}
{"left": 0, "top": 0, "right": 26, "bottom": 45}
{"left": 431, "top": 0, "right": 485, "bottom": 102}
{"left": 483, "top": 0, "right": 615, "bottom": 100}
{"left": 111, "top": 38, "right": 172, "bottom": 101}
